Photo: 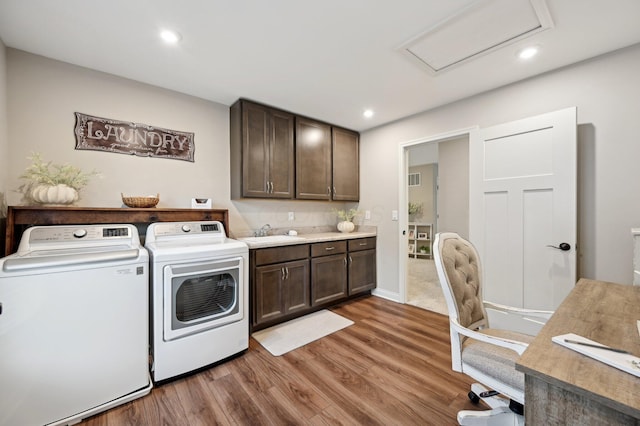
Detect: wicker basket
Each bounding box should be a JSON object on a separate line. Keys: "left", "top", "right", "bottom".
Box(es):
{"left": 121, "top": 193, "right": 159, "bottom": 208}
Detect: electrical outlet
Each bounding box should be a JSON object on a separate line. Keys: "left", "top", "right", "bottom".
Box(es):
{"left": 288, "top": 211, "right": 295, "bottom": 221}
{"left": 365, "top": 210, "right": 371, "bottom": 220}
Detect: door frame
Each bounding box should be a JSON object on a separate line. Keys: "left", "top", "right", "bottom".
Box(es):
{"left": 398, "top": 126, "right": 479, "bottom": 303}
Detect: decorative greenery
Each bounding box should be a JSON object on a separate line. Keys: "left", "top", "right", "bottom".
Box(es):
{"left": 334, "top": 208, "right": 360, "bottom": 222}
{"left": 18, "top": 152, "right": 99, "bottom": 196}
{"left": 419, "top": 245, "right": 430, "bottom": 253}
{"left": 408, "top": 202, "right": 422, "bottom": 215}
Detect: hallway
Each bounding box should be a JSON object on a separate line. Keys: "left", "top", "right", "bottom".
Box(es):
{"left": 406, "top": 258, "right": 448, "bottom": 316}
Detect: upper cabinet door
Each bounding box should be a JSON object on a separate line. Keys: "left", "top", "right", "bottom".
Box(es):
{"left": 230, "top": 100, "right": 294, "bottom": 199}
{"left": 242, "top": 102, "right": 271, "bottom": 197}
{"left": 295, "top": 117, "right": 332, "bottom": 200}
{"left": 268, "top": 109, "right": 295, "bottom": 198}
{"left": 332, "top": 127, "right": 359, "bottom": 201}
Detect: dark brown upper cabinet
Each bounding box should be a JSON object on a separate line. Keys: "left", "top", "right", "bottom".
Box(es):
{"left": 295, "top": 117, "right": 332, "bottom": 200}
{"left": 230, "top": 100, "right": 295, "bottom": 199}
{"left": 231, "top": 99, "right": 359, "bottom": 201}
{"left": 295, "top": 119, "right": 360, "bottom": 201}
{"left": 331, "top": 127, "right": 360, "bottom": 201}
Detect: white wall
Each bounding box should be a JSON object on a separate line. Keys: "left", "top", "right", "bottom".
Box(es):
{"left": 361, "top": 43, "right": 640, "bottom": 297}
{"left": 437, "top": 136, "right": 469, "bottom": 238}
{"left": 5, "top": 49, "right": 353, "bottom": 238}
{"left": 408, "top": 163, "right": 435, "bottom": 224}
{"left": 0, "top": 40, "right": 8, "bottom": 218}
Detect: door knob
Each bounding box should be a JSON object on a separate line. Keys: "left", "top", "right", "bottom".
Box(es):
{"left": 547, "top": 242, "right": 571, "bottom": 251}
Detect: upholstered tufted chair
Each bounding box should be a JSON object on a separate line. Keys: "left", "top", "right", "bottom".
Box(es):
{"left": 433, "top": 232, "right": 552, "bottom": 426}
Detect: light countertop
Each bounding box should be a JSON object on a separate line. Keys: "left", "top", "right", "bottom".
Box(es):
{"left": 234, "top": 227, "right": 376, "bottom": 249}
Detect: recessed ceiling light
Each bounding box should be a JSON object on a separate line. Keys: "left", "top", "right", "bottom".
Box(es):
{"left": 518, "top": 46, "right": 539, "bottom": 60}
{"left": 160, "top": 29, "right": 181, "bottom": 44}
{"left": 363, "top": 109, "right": 374, "bottom": 118}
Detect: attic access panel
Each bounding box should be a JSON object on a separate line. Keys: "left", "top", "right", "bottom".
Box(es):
{"left": 398, "top": 0, "right": 553, "bottom": 74}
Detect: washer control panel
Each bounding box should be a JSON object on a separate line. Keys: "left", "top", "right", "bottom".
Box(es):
{"left": 15, "top": 224, "right": 139, "bottom": 255}
{"left": 28, "top": 225, "right": 131, "bottom": 243}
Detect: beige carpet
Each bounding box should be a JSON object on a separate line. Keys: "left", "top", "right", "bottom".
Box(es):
{"left": 406, "top": 258, "right": 449, "bottom": 316}
{"left": 252, "top": 310, "right": 354, "bottom": 356}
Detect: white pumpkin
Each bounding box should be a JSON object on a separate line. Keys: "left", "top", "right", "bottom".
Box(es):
{"left": 30, "top": 184, "right": 79, "bottom": 205}
{"left": 337, "top": 220, "right": 355, "bottom": 233}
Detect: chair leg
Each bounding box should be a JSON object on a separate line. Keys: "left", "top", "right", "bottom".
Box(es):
{"left": 470, "top": 383, "right": 510, "bottom": 409}
{"left": 458, "top": 406, "right": 524, "bottom": 426}
{"left": 459, "top": 384, "right": 524, "bottom": 425}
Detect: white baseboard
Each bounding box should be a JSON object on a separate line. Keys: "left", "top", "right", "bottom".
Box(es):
{"left": 371, "top": 288, "right": 401, "bottom": 303}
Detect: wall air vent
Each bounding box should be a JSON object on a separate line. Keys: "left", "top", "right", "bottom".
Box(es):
{"left": 397, "top": 0, "right": 554, "bottom": 75}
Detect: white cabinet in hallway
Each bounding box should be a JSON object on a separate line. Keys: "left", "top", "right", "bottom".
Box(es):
{"left": 408, "top": 222, "right": 432, "bottom": 259}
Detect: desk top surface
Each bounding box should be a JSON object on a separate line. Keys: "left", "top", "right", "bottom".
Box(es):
{"left": 516, "top": 278, "right": 640, "bottom": 417}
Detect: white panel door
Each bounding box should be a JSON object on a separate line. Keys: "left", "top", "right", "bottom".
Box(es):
{"left": 469, "top": 107, "right": 576, "bottom": 331}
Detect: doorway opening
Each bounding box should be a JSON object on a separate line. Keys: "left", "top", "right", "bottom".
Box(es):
{"left": 399, "top": 128, "right": 473, "bottom": 315}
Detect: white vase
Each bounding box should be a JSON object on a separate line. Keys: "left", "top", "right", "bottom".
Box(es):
{"left": 337, "top": 221, "right": 355, "bottom": 233}
{"left": 30, "top": 183, "right": 79, "bottom": 205}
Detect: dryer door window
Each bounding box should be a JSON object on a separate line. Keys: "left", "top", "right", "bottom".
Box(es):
{"left": 175, "top": 271, "right": 237, "bottom": 322}
{"left": 163, "top": 257, "right": 244, "bottom": 341}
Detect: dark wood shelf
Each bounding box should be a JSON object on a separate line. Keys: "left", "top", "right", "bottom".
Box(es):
{"left": 4, "top": 205, "right": 229, "bottom": 255}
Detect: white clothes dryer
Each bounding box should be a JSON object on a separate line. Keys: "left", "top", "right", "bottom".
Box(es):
{"left": 0, "top": 224, "right": 151, "bottom": 426}
{"left": 145, "top": 221, "right": 248, "bottom": 382}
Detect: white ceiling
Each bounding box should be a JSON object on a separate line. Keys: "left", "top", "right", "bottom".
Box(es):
{"left": 1, "top": 0, "right": 639, "bottom": 131}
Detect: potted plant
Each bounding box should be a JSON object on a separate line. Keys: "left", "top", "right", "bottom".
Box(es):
{"left": 408, "top": 202, "right": 422, "bottom": 221}
{"left": 419, "top": 245, "right": 430, "bottom": 255}
{"left": 334, "top": 208, "right": 360, "bottom": 233}
{"left": 18, "top": 152, "right": 99, "bottom": 205}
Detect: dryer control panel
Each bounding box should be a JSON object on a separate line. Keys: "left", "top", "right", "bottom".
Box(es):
{"left": 147, "top": 221, "right": 226, "bottom": 240}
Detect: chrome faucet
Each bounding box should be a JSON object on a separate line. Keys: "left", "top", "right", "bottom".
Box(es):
{"left": 255, "top": 224, "right": 272, "bottom": 237}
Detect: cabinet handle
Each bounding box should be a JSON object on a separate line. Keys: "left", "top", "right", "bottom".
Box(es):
{"left": 281, "top": 267, "right": 286, "bottom": 280}
{"left": 266, "top": 181, "right": 270, "bottom": 193}
{"left": 343, "top": 258, "right": 347, "bottom": 267}
{"left": 271, "top": 181, "right": 274, "bottom": 193}
{"left": 349, "top": 255, "right": 353, "bottom": 265}
{"left": 359, "top": 242, "right": 367, "bottom": 246}
{"left": 333, "top": 186, "right": 336, "bottom": 196}
{"left": 327, "top": 186, "right": 331, "bottom": 196}
{"left": 285, "top": 267, "right": 289, "bottom": 280}
{"left": 325, "top": 246, "right": 335, "bottom": 251}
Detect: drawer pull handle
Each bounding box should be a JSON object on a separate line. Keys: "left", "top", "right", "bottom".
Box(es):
{"left": 325, "top": 247, "right": 335, "bottom": 251}
{"left": 359, "top": 242, "right": 367, "bottom": 246}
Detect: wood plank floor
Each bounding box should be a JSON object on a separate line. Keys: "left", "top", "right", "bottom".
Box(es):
{"left": 83, "top": 296, "right": 480, "bottom": 425}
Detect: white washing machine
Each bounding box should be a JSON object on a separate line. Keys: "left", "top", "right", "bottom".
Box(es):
{"left": 0, "top": 224, "right": 152, "bottom": 426}
{"left": 145, "top": 221, "right": 248, "bottom": 382}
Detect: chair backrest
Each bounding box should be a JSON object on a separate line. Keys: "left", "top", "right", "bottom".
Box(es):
{"left": 433, "top": 232, "right": 488, "bottom": 329}
{"left": 434, "top": 232, "right": 490, "bottom": 369}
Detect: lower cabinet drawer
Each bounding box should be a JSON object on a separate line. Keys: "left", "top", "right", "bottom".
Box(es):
{"left": 311, "top": 240, "right": 347, "bottom": 257}
{"left": 254, "top": 244, "right": 309, "bottom": 266}
{"left": 348, "top": 237, "right": 376, "bottom": 252}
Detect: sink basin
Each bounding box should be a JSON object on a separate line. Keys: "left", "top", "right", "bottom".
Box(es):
{"left": 238, "top": 235, "right": 306, "bottom": 244}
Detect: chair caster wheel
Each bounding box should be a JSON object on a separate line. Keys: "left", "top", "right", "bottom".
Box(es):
{"left": 468, "top": 391, "right": 480, "bottom": 404}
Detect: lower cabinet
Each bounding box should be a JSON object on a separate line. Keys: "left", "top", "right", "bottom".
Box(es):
{"left": 348, "top": 238, "right": 376, "bottom": 294}
{"left": 311, "top": 241, "right": 348, "bottom": 306}
{"left": 250, "top": 237, "right": 376, "bottom": 331}
{"left": 254, "top": 259, "right": 310, "bottom": 324}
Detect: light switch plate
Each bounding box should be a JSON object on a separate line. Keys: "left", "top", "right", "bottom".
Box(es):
{"left": 392, "top": 210, "right": 398, "bottom": 221}
{"left": 365, "top": 210, "right": 371, "bottom": 220}
{"left": 288, "top": 212, "right": 295, "bottom": 221}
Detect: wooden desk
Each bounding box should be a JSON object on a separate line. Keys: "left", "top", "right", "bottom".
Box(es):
{"left": 516, "top": 279, "right": 640, "bottom": 425}
{"left": 4, "top": 206, "right": 229, "bottom": 256}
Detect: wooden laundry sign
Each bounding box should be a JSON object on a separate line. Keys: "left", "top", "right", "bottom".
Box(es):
{"left": 74, "top": 112, "right": 195, "bottom": 162}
